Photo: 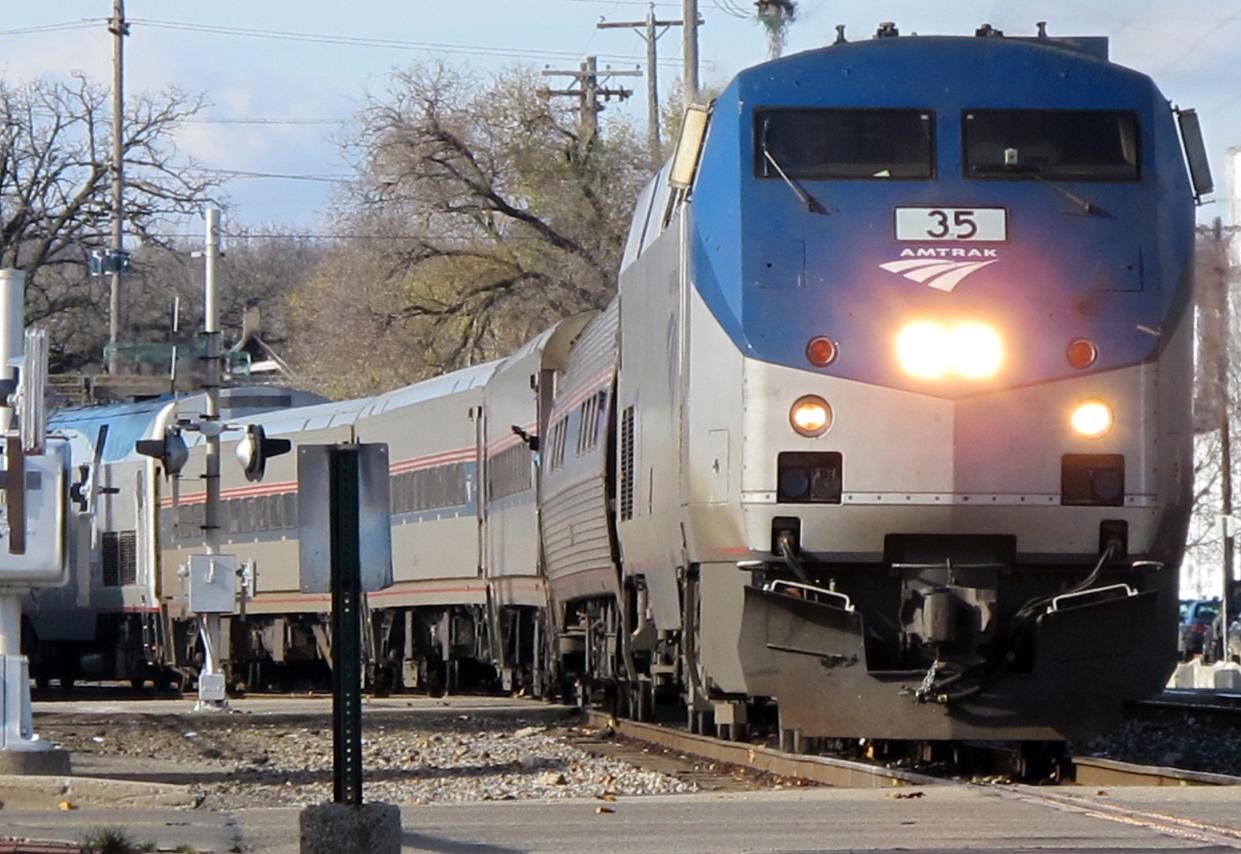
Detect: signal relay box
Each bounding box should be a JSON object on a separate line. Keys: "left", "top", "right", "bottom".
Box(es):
{"left": 0, "top": 439, "right": 69, "bottom": 586}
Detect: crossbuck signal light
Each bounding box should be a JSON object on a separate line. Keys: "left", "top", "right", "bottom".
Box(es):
{"left": 236, "top": 424, "right": 292, "bottom": 482}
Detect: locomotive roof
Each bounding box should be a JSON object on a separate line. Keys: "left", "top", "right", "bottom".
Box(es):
{"left": 50, "top": 397, "right": 170, "bottom": 463}
{"left": 736, "top": 33, "right": 1148, "bottom": 97}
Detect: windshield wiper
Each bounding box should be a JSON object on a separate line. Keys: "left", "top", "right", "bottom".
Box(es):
{"left": 759, "top": 120, "right": 827, "bottom": 215}
{"left": 1001, "top": 163, "right": 1107, "bottom": 217}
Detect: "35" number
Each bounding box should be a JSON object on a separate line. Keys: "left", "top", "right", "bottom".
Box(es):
{"left": 925, "top": 209, "right": 977, "bottom": 240}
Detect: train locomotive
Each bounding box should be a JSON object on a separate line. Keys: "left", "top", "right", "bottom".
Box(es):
{"left": 629, "top": 25, "right": 1207, "bottom": 746}
{"left": 29, "top": 25, "right": 1209, "bottom": 752}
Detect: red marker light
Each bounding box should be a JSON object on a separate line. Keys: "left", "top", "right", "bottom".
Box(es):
{"left": 1067, "top": 339, "right": 1097, "bottom": 369}
{"left": 806, "top": 336, "right": 837, "bottom": 367}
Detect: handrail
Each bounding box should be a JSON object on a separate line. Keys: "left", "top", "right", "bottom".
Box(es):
{"left": 764, "top": 579, "right": 856, "bottom": 613}
{"left": 1049, "top": 582, "right": 1135, "bottom": 613}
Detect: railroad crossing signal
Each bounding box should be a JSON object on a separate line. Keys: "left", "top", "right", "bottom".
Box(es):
{"left": 236, "top": 423, "right": 292, "bottom": 482}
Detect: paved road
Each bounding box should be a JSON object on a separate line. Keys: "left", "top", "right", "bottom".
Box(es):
{"left": 13, "top": 695, "right": 1241, "bottom": 852}
{"left": 5, "top": 786, "right": 1241, "bottom": 853}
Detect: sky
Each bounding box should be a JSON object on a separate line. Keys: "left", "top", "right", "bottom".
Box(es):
{"left": 2, "top": 1, "right": 1240, "bottom": 233}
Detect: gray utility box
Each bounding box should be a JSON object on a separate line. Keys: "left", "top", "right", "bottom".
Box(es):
{"left": 188, "top": 554, "right": 237, "bottom": 614}
{"left": 0, "top": 439, "right": 70, "bottom": 586}
{"left": 297, "top": 443, "right": 393, "bottom": 595}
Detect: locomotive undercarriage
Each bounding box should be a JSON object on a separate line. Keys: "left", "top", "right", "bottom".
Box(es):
{"left": 733, "top": 530, "right": 1174, "bottom": 743}
{"left": 29, "top": 612, "right": 178, "bottom": 691}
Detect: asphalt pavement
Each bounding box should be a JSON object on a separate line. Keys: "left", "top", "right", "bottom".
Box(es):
{"left": 3, "top": 786, "right": 1241, "bottom": 853}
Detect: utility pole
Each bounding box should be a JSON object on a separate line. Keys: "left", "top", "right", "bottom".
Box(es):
{"left": 682, "top": 0, "right": 699, "bottom": 105}
{"left": 107, "top": 0, "right": 128, "bottom": 375}
{"left": 598, "top": 5, "right": 690, "bottom": 168}
{"left": 540, "top": 57, "right": 639, "bottom": 146}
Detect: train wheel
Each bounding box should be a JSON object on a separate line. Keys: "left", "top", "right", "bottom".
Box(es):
{"left": 130, "top": 677, "right": 146, "bottom": 690}
{"left": 1018, "top": 741, "right": 1067, "bottom": 782}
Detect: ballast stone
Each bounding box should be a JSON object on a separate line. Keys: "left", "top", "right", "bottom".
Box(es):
{"left": 299, "top": 802, "right": 401, "bottom": 854}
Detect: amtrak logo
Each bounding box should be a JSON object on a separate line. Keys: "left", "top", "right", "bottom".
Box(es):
{"left": 880, "top": 247, "right": 999, "bottom": 292}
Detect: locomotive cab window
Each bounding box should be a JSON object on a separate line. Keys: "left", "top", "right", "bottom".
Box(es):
{"left": 754, "top": 108, "right": 934, "bottom": 179}
{"left": 963, "top": 110, "right": 1139, "bottom": 180}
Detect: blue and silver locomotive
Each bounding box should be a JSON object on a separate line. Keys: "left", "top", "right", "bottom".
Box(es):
{"left": 612, "top": 25, "right": 1208, "bottom": 743}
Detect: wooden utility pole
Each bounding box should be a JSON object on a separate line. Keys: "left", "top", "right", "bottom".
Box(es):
{"left": 107, "top": 0, "right": 128, "bottom": 375}
{"left": 540, "top": 57, "right": 639, "bottom": 146}
{"left": 598, "top": 5, "right": 691, "bottom": 168}
{"left": 682, "top": 0, "right": 699, "bottom": 105}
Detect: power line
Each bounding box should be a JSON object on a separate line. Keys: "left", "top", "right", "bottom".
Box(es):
{"left": 137, "top": 232, "right": 552, "bottom": 243}
{"left": 194, "top": 168, "right": 350, "bottom": 183}
{"left": 129, "top": 17, "right": 682, "bottom": 69}
{"left": 0, "top": 20, "right": 104, "bottom": 37}
{"left": 550, "top": 0, "right": 682, "bottom": 6}
{"left": 184, "top": 117, "right": 346, "bottom": 126}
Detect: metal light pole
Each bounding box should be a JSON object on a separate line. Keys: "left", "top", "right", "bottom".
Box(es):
{"left": 196, "top": 208, "right": 228, "bottom": 711}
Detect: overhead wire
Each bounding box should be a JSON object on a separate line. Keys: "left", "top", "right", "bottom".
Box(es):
{"left": 128, "top": 17, "right": 678, "bottom": 69}
{"left": 192, "top": 168, "right": 349, "bottom": 183}
{"left": 0, "top": 20, "right": 104, "bottom": 37}
{"left": 137, "top": 232, "right": 553, "bottom": 243}
{"left": 183, "top": 117, "right": 345, "bottom": 126}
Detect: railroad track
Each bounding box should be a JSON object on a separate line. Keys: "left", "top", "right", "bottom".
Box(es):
{"left": 584, "top": 709, "right": 1241, "bottom": 789}
{"left": 1134, "top": 689, "right": 1241, "bottom": 719}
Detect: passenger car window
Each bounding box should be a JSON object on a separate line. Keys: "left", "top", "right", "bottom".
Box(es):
{"left": 754, "top": 108, "right": 934, "bottom": 180}
{"left": 963, "top": 110, "right": 1139, "bottom": 180}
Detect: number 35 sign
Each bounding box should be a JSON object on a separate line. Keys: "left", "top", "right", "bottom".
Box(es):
{"left": 895, "top": 207, "right": 1007, "bottom": 242}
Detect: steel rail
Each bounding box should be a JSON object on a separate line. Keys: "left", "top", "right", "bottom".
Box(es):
{"left": 586, "top": 710, "right": 1241, "bottom": 789}
{"left": 1070, "top": 756, "right": 1241, "bottom": 787}
{"left": 585, "top": 710, "right": 944, "bottom": 788}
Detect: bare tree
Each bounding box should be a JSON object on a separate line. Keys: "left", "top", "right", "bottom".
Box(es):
{"left": 0, "top": 74, "right": 219, "bottom": 370}
{"left": 292, "top": 64, "right": 650, "bottom": 393}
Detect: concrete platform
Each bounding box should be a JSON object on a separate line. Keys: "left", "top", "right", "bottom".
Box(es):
{"left": 0, "top": 749, "right": 69, "bottom": 776}
{"left": 0, "top": 773, "right": 198, "bottom": 810}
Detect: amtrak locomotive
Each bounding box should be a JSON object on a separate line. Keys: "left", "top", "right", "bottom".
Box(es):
{"left": 30, "top": 26, "right": 1209, "bottom": 754}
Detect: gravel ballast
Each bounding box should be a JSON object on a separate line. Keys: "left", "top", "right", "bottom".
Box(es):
{"left": 38, "top": 705, "right": 698, "bottom": 809}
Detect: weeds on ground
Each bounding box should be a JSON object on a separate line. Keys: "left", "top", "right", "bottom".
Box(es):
{"left": 79, "top": 827, "right": 156, "bottom": 854}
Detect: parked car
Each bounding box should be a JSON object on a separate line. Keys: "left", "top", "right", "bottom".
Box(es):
{"left": 1178, "top": 599, "right": 1221, "bottom": 659}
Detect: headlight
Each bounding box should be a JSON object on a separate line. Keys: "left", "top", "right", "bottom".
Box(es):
{"left": 895, "top": 321, "right": 950, "bottom": 379}
{"left": 1070, "top": 399, "right": 1113, "bottom": 439}
{"left": 789, "top": 395, "right": 832, "bottom": 437}
{"left": 895, "top": 320, "right": 1003, "bottom": 380}
{"left": 951, "top": 322, "right": 1004, "bottom": 379}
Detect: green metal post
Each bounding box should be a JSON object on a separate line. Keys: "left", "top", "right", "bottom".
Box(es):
{"left": 329, "top": 445, "right": 363, "bottom": 805}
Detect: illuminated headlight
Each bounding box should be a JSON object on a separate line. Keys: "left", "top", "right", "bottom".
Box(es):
{"left": 894, "top": 321, "right": 1003, "bottom": 380}
{"left": 1070, "top": 399, "right": 1114, "bottom": 439}
{"left": 789, "top": 395, "right": 832, "bottom": 437}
